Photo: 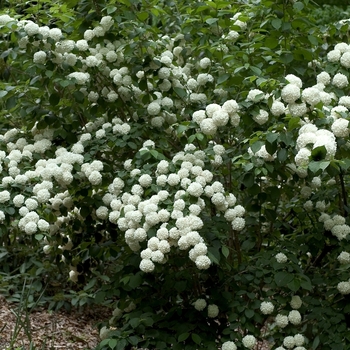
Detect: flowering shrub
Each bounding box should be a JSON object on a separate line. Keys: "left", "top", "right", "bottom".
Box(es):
{"left": 1, "top": 0, "right": 350, "bottom": 349}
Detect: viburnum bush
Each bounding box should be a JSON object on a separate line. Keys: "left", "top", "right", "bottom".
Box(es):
{"left": 1, "top": 0, "right": 350, "bottom": 349}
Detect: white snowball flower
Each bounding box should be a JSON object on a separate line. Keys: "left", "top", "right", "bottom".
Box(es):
{"left": 200, "top": 118, "right": 217, "bottom": 136}
{"left": 195, "top": 255, "right": 211, "bottom": 269}
{"left": 246, "top": 89, "right": 265, "bottom": 102}
{"left": 283, "top": 336, "right": 296, "bottom": 349}
{"left": 275, "top": 314, "right": 289, "bottom": 328}
{"left": 0, "top": 190, "right": 10, "bottom": 203}
{"left": 242, "top": 335, "right": 257, "bottom": 349}
{"left": 140, "top": 259, "right": 155, "bottom": 272}
{"left": 193, "top": 298, "right": 207, "bottom": 311}
{"left": 340, "top": 52, "right": 350, "bottom": 68}
{"left": 271, "top": 100, "right": 285, "bottom": 116}
{"left": 331, "top": 119, "right": 349, "bottom": 138}
{"left": 338, "top": 251, "right": 350, "bottom": 264}
{"left": 332, "top": 73, "right": 348, "bottom": 89}
{"left": 207, "top": 304, "right": 219, "bottom": 318}
{"left": 260, "top": 301, "right": 274, "bottom": 315}
{"left": 294, "top": 334, "right": 305, "bottom": 346}
{"left": 285, "top": 74, "right": 303, "bottom": 88}
{"left": 288, "top": 310, "right": 302, "bottom": 325}
{"left": 147, "top": 101, "right": 161, "bottom": 115}
{"left": 275, "top": 252, "right": 288, "bottom": 263}
{"left": 33, "top": 51, "right": 47, "bottom": 64}
{"left": 327, "top": 49, "right": 341, "bottom": 62}
{"left": 231, "top": 217, "right": 245, "bottom": 231}
{"left": 317, "top": 72, "right": 331, "bottom": 85}
{"left": 281, "top": 84, "right": 300, "bottom": 104}
{"left": 139, "top": 174, "right": 152, "bottom": 187}
{"left": 199, "top": 57, "right": 211, "bottom": 69}
{"left": 253, "top": 109, "right": 269, "bottom": 125}
{"left": 25, "top": 222, "right": 37, "bottom": 234}
{"left": 187, "top": 182, "right": 204, "bottom": 197}
{"left": 290, "top": 295, "right": 302, "bottom": 309}
{"left": 222, "top": 341, "right": 237, "bottom": 350}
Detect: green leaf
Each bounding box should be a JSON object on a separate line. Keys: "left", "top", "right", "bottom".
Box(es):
{"left": 137, "top": 12, "right": 149, "bottom": 21}
{"left": 107, "top": 6, "right": 117, "bottom": 14}
{"left": 312, "top": 336, "right": 320, "bottom": 350}
{"left": 6, "top": 96, "right": 17, "bottom": 110}
{"left": 0, "top": 91, "right": 8, "bottom": 98}
{"left": 245, "top": 309, "right": 254, "bottom": 318}
{"left": 109, "top": 339, "right": 117, "bottom": 349}
{"left": 178, "top": 332, "right": 190, "bottom": 342}
{"left": 116, "top": 339, "right": 127, "bottom": 350}
{"left": 206, "top": 18, "right": 218, "bottom": 25}
{"left": 300, "top": 277, "right": 312, "bottom": 291}
{"left": 5, "top": 207, "right": 15, "bottom": 215}
{"left": 277, "top": 148, "right": 288, "bottom": 162}
{"left": 222, "top": 246, "right": 229, "bottom": 259}
{"left": 35, "top": 234, "right": 44, "bottom": 241}
{"left": 287, "top": 278, "right": 301, "bottom": 292}
{"left": 217, "top": 73, "right": 230, "bottom": 84}
{"left": 191, "top": 333, "right": 201, "bottom": 345}
{"left": 73, "top": 91, "right": 85, "bottom": 103}
{"left": 251, "top": 141, "right": 264, "bottom": 154}
{"left": 271, "top": 18, "right": 282, "bottom": 30}
{"left": 308, "top": 161, "right": 329, "bottom": 174}
{"left": 293, "top": 2, "right": 304, "bottom": 11}
{"left": 173, "top": 87, "right": 187, "bottom": 99}
{"left": 243, "top": 172, "right": 255, "bottom": 188}
{"left": 129, "top": 318, "right": 140, "bottom": 328}
{"left": 274, "top": 271, "right": 294, "bottom": 287}
{"left": 308, "top": 35, "right": 318, "bottom": 46}
{"left": 264, "top": 37, "right": 278, "bottom": 49}
{"left": 311, "top": 146, "right": 327, "bottom": 162}
{"left": 280, "top": 53, "right": 294, "bottom": 64}
{"left": 49, "top": 93, "right": 60, "bottom": 106}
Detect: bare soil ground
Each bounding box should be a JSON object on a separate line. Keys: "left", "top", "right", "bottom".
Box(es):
{"left": 0, "top": 295, "right": 111, "bottom": 349}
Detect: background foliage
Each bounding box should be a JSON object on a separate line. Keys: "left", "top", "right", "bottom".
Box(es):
{"left": 1, "top": 0, "right": 350, "bottom": 349}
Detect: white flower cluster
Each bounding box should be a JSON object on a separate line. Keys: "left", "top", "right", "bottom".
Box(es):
{"left": 275, "top": 252, "right": 288, "bottom": 263}
{"left": 320, "top": 213, "right": 350, "bottom": 240}
{"left": 221, "top": 341, "right": 237, "bottom": 350}
{"left": 337, "top": 281, "right": 350, "bottom": 295}
{"left": 242, "top": 335, "right": 256, "bottom": 349}
{"left": 248, "top": 144, "right": 276, "bottom": 162}
{"left": 103, "top": 141, "right": 244, "bottom": 272}
{"left": 260, "top": 301, "right": 274, "bottom": 315}
{"left": 192, "top": 100, "right": 240, "bottom": 136}
{"left": 295, "top": 123, "right": 337, "bottom": 167}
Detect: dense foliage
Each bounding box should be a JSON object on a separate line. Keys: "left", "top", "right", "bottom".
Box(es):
{"left": 1, "top": 0, "right": 350, "bottom": 349}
